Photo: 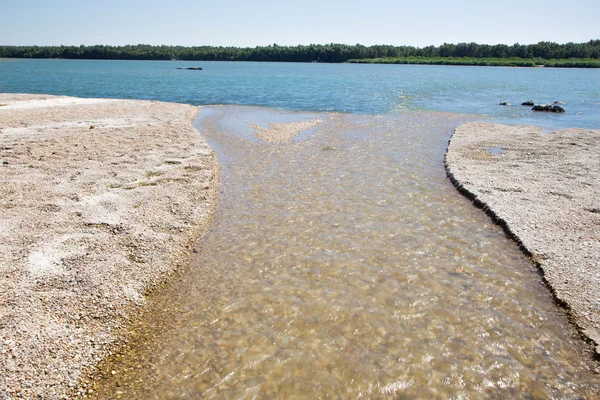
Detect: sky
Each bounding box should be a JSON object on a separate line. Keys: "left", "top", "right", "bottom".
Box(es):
{"left": 2, "top": 0, "right": 599, "bottom": 47}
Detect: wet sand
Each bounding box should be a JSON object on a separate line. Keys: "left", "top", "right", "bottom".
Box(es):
{"left": 445, "top": 122, "right": 600, "bottom": 354}
{"left": 0, "top": 94, "right": 219, "bottom": 398}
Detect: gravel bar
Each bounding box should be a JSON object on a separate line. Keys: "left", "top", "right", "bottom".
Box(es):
{"left": 445, "top": 122, "right": 600, "bottom": 354}
{"left": 0, "top": 94, "right": 220, "bottom": 398}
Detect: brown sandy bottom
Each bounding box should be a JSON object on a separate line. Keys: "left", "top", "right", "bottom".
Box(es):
{"left": 445, "top": 122, "right": 600, "bottom": 354}
{"left": 0, "top": 94, "right": 219, "bottom": 398}
{"left": 88, "top": 107, "right": 598, "bottom": 399}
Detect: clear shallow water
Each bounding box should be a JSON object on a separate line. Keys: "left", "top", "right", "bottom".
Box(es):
{"left": 90, "top": 107, "right": 599, "bottom": 398}
{"left": 1, "top": 59, "right": 599, "bottom": 130}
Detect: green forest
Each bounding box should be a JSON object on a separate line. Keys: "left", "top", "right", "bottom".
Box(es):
{"left": 347, "top": 56, "right": 600, "bottom": 68}
{"left": 1, "top": 40, "right": 599, "bottom": 67}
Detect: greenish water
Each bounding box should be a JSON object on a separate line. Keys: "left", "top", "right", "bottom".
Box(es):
{"left": 1, "top": 59, "right": 598, "bottom": 130}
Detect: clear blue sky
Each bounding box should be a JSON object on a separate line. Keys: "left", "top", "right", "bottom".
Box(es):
{"left": 2, "top": 0, "right": 598, "bottom": 47}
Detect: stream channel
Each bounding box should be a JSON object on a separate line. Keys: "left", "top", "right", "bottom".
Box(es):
{"left": 91, "top": 106, "right": 599, "bottom": 398}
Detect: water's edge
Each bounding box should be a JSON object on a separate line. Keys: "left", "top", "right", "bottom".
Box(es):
{"left": 444, "top": 124, "right": 600, "bottom": 357}
{"left": 83, "top": 108, "right": 600, "bottom": 398}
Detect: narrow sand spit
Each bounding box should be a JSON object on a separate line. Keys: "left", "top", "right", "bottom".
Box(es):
{"left": 249, "top": 119, "right": 322, "bottom": 143}
{"left": 0, "top": 94, "right": 219, "bottom": 398}
{"left": 445, "top": 122, "right": 600, "bottom": 353}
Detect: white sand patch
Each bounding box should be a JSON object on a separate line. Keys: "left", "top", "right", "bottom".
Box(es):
{"left": 80, "top": 192, "right": 129, "bottom": 225}
{"left": 122, "top": 282, "right": 146, "bottom": 304}
{"left": 1, "top": 117, "right": 155, "bottom": 137}
{"left": 0, "top": 97, "right": 113, "bottom": 111}
{"left": 0, "top": 219, "right": 12, "bottom": 237}
{"left": 28, "top": 234, "right": 90, "bottom": 277}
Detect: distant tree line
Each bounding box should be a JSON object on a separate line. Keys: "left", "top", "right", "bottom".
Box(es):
{"left": 347, "top": 56, "right": 600, "bottom": 68}
{"left": 1, "top": 41, "right": 598, "bottom": 63}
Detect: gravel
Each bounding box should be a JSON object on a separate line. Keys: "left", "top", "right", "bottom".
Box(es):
{"left": 0, "top": 94, "right": 220, "bottom": 398}
{"left": 445, "top": 122, "right": 600, "bottom": 354}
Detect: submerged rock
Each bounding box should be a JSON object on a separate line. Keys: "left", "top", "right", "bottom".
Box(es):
{"left": 532, "top": 104, "right": 553, "bottom": 111}
{"left": 499, "top": 101, "right": 511, "bottom": 106}
{"left": 521, "top": 100, "right": 534, "bottom": 106}
{"left": 531, "top": 104, "right": 566, "bottom": 113}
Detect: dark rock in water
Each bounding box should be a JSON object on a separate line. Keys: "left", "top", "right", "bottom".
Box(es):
{"left": 532, "top": 104, "right": 566, "bottom": 113}
{"left": 553, "top": 101, "right": 565, "bottom": 105}
{"left": 186, "top": 67, "right": 203, "bottom": 70}
{"left": 176, "top": 68, "right": 183, "bottom": 70}
{"left": 521, "top": 100, "right": 534, "bottom": 106}
{"left": 499, "top": 101, "right": 511, "bottom": 106}
{"left": 532, "top": 104, "right": 553, "bottom": 111}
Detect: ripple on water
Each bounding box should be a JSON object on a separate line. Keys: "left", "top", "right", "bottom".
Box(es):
{"left": 91, "top": 106, "right": 599, "bottom": 399}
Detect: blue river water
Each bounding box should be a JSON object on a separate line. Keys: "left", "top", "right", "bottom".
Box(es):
{"left": 1, "top": 58, "right": 599, "bottom": 130}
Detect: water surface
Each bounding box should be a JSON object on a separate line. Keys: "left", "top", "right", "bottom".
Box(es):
{"left": 90, "top": 107, "right": 599, "bottom": 398}
{"left": 2, "top": 59, "right": 598, "bottom": 130}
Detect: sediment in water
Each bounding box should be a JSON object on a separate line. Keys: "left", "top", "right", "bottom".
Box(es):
{"left": 445, "top": 122, "right": 600, "bottom": 354}
{"left": 0, "top": 94, "right": 220, "bottom": 398}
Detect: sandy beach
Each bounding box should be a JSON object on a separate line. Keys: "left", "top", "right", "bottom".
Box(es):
{"left": 0, "top": 94, "right": 219, "bottom": 398}
{"left": 2, "top": 95, "right": 599, "bottom": 397}
{"left": 445, "top": 122, "right": 600, "bottom": 354}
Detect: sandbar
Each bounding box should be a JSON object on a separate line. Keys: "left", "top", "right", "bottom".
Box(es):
{"left": 0, "top": 94, "right": 219, "bottom": 398}
{"left": 445, "top": 122, "right": 600, "bottom": 354}
{"left": 249, "top": 119, "right": 322, "bottom": 143}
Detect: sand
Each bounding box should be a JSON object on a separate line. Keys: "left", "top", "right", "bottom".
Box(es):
{"left": 2, "top": 96, "right": 598, "bottom": 397}
{"left": 0, "top": 94, "right": 219, "bottom": 398}
{"left": 445, "top": 122, "right": 600, "bottom": 354}
{"left": 249, "top": 119, "right": 322, "bottom": 143}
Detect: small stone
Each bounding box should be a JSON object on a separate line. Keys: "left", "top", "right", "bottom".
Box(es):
{"left": 499, "top": 101, "right": 510, "bottom": 106}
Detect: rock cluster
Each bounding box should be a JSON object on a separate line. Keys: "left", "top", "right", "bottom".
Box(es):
{"left": 500, "top": 99, "right": 566, "bottom": 112}
{"left": 532, "top": 104, "right": 565, "bottom": 112}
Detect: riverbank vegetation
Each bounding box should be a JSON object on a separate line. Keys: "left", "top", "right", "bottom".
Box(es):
{"left": 1, "top": 40, "right": 598, "bottom": 67}
{"left": 347, "top": 56, "right": 600, "bottom": 68}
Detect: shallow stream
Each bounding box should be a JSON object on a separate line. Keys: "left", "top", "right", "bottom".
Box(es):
{"left": 91, "top": 106, "right": 599, "bottom": 398}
